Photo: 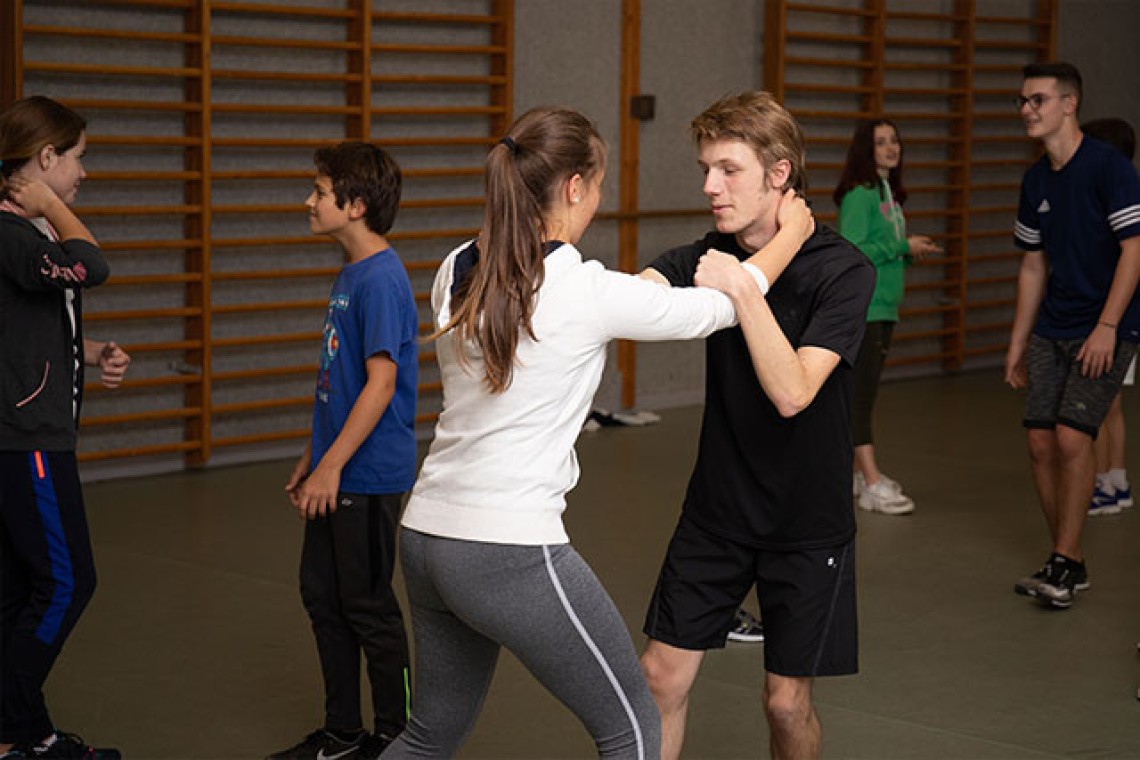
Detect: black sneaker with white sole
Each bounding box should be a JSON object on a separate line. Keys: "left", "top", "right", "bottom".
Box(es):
{"left": 266, "top": 728, "right": 368, "bottom": 760}
{"left": 1014, "top": 560, "right": 1050, "bottom": 597}
{"left": 1015, "top": 553, "right": 1090, "bottom": 602}
{"left": 1034, "top": 555, "right": 1090, "bottom": 609}
{"left": 727, "top": 608, "right": 764, "bottom": 643}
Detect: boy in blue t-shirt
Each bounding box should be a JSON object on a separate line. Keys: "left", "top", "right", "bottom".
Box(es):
{"left": 271, "top": 142, "right": 418, "bottom": 760}
{"left": 1006, "top": 62, "right": 1140, "bottom": 610}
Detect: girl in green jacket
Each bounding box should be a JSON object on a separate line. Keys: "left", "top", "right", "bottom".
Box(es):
{"left": 834, "top": 119, "right": 940, "bottom": 515}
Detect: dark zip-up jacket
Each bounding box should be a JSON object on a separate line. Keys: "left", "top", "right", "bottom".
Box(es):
{"left": 0, "top": 210, "right": 109, "bottom": 451}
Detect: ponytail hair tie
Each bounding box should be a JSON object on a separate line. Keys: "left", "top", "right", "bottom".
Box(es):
{"left": 499, "top": 136, "right": 518, "bottom": 155}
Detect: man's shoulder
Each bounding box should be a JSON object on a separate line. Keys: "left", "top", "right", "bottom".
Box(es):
{"left": 786, "top": 225, "right": 875, "bottom": 297}
{"left": 802, "top": 225, "right": 869, "bottom": 265}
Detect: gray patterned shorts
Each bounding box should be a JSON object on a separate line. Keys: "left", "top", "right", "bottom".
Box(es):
{"left": 1023, "top": 333, "right": 1139, "bottom": 437}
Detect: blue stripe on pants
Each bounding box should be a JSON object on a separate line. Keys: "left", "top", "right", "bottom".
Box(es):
{"left": 28, "top": 451, "right": 75, "bottom": 645}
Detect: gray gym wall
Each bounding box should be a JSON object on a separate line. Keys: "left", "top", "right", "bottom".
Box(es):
{"left": 23, "top": 1, "right": 1136, "bottom": 476}
{"left": 517, "top": 0, "right": 1140, "bottom": 412}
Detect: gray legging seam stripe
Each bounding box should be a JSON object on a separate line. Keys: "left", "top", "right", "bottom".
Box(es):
{"left": 541, "top": 545, "right": 645, "bottom": 760}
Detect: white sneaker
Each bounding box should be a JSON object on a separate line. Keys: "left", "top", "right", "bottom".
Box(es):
{"left": 858, "top": 479, "right": 915, "bottom": 515}
{"left": 878, "top": 474, "right": 905, "bottom": 494}
{"left": 854, "top": 472, "right": 904, "bottom": 497}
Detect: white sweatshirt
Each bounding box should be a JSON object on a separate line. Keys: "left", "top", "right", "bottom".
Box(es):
{"left": 401, "top": 241, "right": 748, "bottom": 546}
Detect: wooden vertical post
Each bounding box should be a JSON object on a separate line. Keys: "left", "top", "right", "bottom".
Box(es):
{"left": 349, "top": 0, "right": 369, "bottom": 140}
{"left": 945, "top": 0, "right": 975, "bottom": 372}
{"left": 866, "top": 0, "right": 884, "bottom": 116}
{"left": 490, "top": 0, "right": 514, "bottom": 136}
{"left": 763, "top": 0, "right": 786, "bottom": 98}
{"left": 184, "top": 1, "right": 212, "bottom": 466}
{"left": 618, "top": 0, "right": 641, "bottom": 409}
{"left": 0, "top": 0, "right": 20, "bottom": 107}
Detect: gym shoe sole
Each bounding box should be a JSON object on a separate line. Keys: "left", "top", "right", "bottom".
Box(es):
{"left": 857, "top": 490, "right": 915, "bottom": 515}
{"left": 1014, "top": 573, "right": 1046, "bottom": 597}
{"left": 1036, "top": 580, "right": 1090, "bottom": 608}
{"left": 727, "top": 628, "right": 765, "bottom": 643}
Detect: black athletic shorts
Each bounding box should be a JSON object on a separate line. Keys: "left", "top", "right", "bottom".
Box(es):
{"left": 643, "top": 513, "right": 858, "bottom": 678}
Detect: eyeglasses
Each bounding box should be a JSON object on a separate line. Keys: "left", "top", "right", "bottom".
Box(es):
{"left": 1016, "top": 93, "right": 1054, "bottom": 111}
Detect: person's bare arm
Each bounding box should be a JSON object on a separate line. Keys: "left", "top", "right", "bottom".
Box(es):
{"left": 290, "top": 354, "right": 397, "bottom": 519}
{"left": 694, "top": 250, "right": 840, "bottom": 417}
{"left": 1077, "top": 236, "right": 1140, "bottom": 378}
{"left": 640, "top": 189, "right": 814, "bottom": 292}
{"left": 7, "top": 176, "right": 97, "bottom": 245}
{"left": 1004, "top": 250, "right": 1048, "bottom": 388}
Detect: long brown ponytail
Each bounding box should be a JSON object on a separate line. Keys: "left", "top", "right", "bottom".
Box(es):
{"left": 440, "top": 107, "right": 605, "bottom": 393}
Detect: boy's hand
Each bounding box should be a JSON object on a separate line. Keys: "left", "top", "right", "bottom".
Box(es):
{"left": 292, "top": 461, "right": 342, "bottom": 520}
{"left": 1077, "top": 324, "right": 1116, "bottom": 379}
{"left": 285, "top": 451, "right": 311, "bottom": 508}
{"left": 775, "top": 189, "right": 814, "bottom": 245}
{"left": 1004, "top": 340, "right": 1027, "bottom": 389}
{"left": 98, "top": 342, "right": 131, "bottom": 388}
{"left": 5, "top": 176, "right": 64, "bottom": 218}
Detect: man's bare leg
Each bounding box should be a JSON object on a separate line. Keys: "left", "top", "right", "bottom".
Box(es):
{"left": 1026, "top": 428, "right": 1061, "bottom": 542}
{"left": 763, "top": 672, "right": 819, "bottom": 760}
{"left": 1053, "top": 424, "right": 1096, "bottom": 560}
{"left": 641, "top": 639, "right": 705, "bottom": 760}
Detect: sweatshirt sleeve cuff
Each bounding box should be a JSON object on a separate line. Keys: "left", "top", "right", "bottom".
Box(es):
{"left": 741, "top": 262, "right": 769, "bottom": 295}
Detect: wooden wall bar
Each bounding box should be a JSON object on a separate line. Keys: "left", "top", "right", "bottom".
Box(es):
{"left": 766, "top": 0, "right": 1057, "bottom": 373}
{"left": 12, "top": 1, "right": 512, "bottom": 465}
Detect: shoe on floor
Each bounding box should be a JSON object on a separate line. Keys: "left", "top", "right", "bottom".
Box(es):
{"left": 359, "top": 733, "right": 397, "bottom": 760}
{"left": 267, "top": 728, "right": 368, "bottom": 760}
{"left": 853, "top": 472, "right": 905, "bottom": 498}
{"left": 16, "top": 733, "right": 120, "bottom": 760}
{"left": 727, "top": 608, "right": 764, "bottom": 643}
{"left": 1014, "top": 560, "right": 1049, "bottom": 597}
{"left": 1089, "top": 486, "right": 1123, "bottom": 516}
{"left": 857, "top": 479, "right": 915, "bottom": 515}
{"left": 1015, "top": 553, "right": 1090, "bottom": 603}
{"left": 1034, "top": 555, "right": 1090, "bottom": 609}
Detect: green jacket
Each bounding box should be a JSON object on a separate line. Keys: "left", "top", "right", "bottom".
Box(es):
{"left": 837, "top": 180, "right": 909, "bottom": 322}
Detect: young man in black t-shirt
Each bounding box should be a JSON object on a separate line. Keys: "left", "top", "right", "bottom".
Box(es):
{"left": 639, "top": 91, "right": 874, "bottom": 760}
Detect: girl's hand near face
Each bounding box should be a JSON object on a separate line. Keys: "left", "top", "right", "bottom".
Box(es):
{"left": 5, "top": 176, "right": 65, "bottom": 218}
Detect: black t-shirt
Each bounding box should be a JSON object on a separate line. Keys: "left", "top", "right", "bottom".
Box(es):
{"left": 650, "top": 226, "right": 875, "bottom": 549}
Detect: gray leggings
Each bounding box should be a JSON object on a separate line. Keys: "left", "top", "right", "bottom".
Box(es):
{"left": 382, "top": 529, "right": 660, "bottom": 759}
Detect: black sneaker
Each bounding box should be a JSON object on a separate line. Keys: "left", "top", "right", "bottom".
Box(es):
{"left": 1036, "top": 555, "right": 1090, "bottom": 609}
{"left": 17, "top": 733, "right": 120, "bottom": 760}
{"left": 726, "top": 608, "right": 764, "bottom": 643}
{"left": 1014, "top": 559, "right": 1051, "bottom": 597}
{"left": 266, "top": 729, "right": 368, "bottom": 760}
{"left": 358, "top": 733, "right": 397, "bottom": 760}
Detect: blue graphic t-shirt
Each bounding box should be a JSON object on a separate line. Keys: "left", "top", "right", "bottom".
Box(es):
{"left": 311, "top": 248, "right": 418, "bottom": 494}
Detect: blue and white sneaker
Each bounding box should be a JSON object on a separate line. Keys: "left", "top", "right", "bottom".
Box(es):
{"left": 1115, "top": 485, "right": 1133, "bottom": 508}
{"left": 1089, "top": 486, "right": 1123, "bottom": 516}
